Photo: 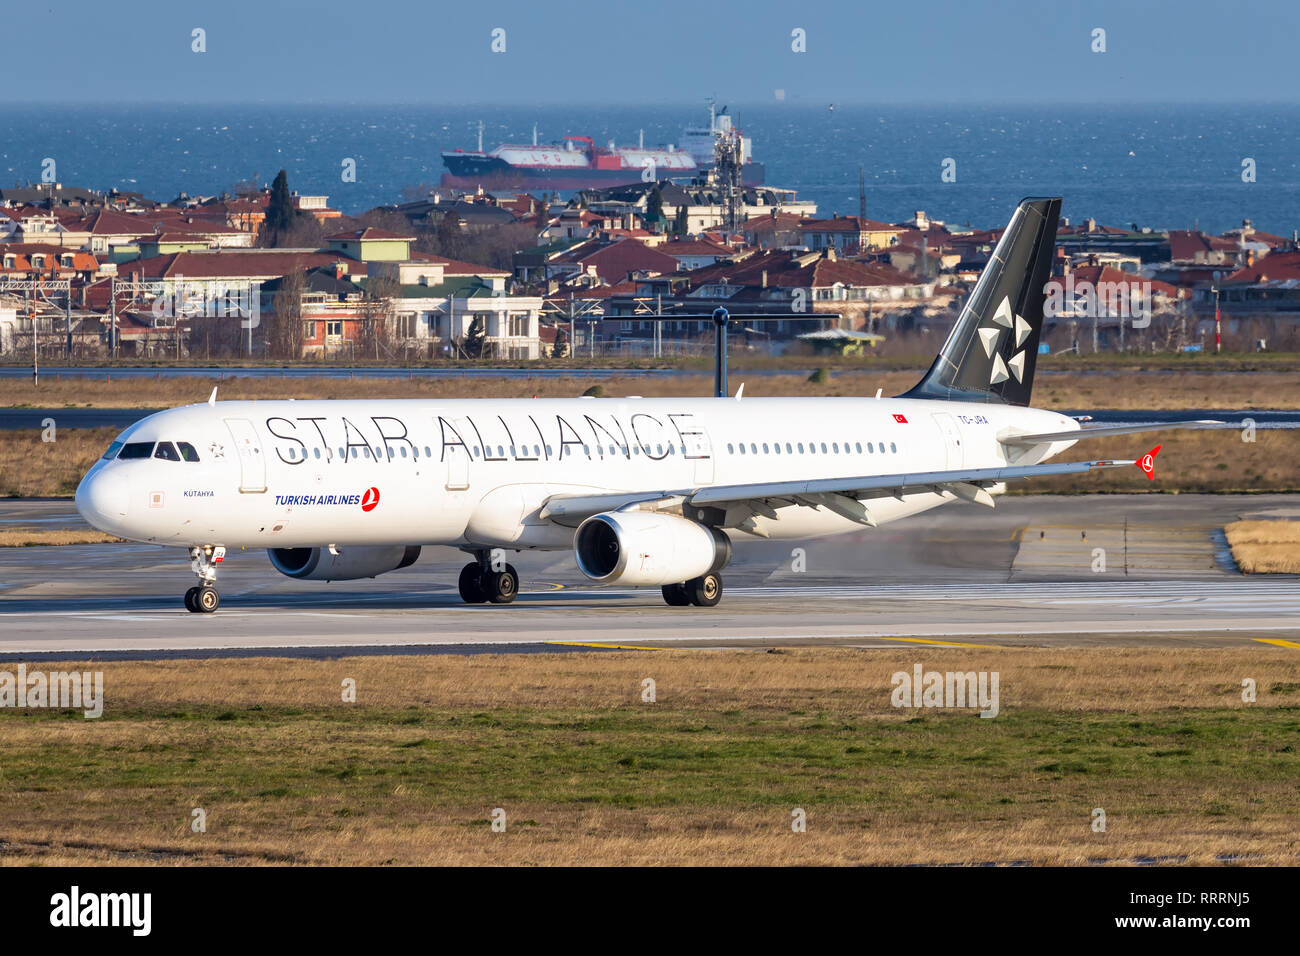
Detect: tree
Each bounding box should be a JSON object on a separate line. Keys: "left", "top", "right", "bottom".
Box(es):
{"left": 646, "top": 187, "right": 664, "bottom": 227}
{"left": 359, "top": 276, "right": 400, "bottom": 360}
{"left": 463, "top": 314, "right": 486, "bottom": 359}
{"left": 269, "top": 270, "right": 307, "bottom": 359}
{"left": 551, "top": 325, "right": 569, "bottom": 359}
{"left": 261, "top": 170, "right": 296, "bottom": 246}
{"left": 673, "top": 204, "right": 689, "bottom": 238}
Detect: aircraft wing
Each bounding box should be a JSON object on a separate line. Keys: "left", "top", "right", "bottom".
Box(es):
{"left": 538, "top": 456, "right": 1141, "bottom": 527}
{"left": 999, "top": 419, "right": 1224, "bottom": 446}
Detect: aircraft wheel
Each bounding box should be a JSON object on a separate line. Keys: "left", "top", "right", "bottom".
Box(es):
{"left": 687, "top": 572, "right": 722, "bottom": 608}
{"left": 458, "top": 563, "right": 487, "bottom": 603}
{"left": 184, "top": 586, "right": 200, "bottom": 613}
{"left": 486, "top": 566, "right": 518, "bottom": 604}
{"left": 196, "top": 586, "right": 221, "bottom": 614}
{"left": 661, "top": 582, "right": 691, "bottom": 606}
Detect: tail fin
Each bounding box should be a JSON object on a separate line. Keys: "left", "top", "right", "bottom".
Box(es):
{"left": 902, "top": 196, "right": 1061, "bottom": 406}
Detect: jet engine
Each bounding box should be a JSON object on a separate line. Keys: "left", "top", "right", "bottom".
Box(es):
{"left": 574, "top": 512, "right": 730, "bottom": 586}
{"left": 268, "top": 545, "right": 421, "bottom": 581}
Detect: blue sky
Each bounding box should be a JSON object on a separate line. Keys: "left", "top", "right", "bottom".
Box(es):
{"left": 5, "top": 0, "right": 1297, "bottom": 105}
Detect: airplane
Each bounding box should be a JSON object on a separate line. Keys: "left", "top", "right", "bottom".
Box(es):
{"left": 75, "top": 197, "right": 1220, "bottom": 613}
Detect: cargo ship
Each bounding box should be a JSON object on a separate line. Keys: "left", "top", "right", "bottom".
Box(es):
{"left": 440, "top": 105, "right": 765, "bottom": 191}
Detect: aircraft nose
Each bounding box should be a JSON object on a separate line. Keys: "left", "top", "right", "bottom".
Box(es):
{"left": 75, "top": 466, "right": 130, "bottom": 532}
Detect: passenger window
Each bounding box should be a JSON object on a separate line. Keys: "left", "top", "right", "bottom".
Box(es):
{"left": 313, "top": 448, "right": 321, "bottom": 460}
{"left": 855, "top": 442, "right": 862, "bottom": 453}
{"left": 425, "top": 446, "right": 433, "bottom": 458}
{"left": 762, "top": 443, "right": 769, "bottom": 454}
{"left": 177, "top": 441, "right": 200, "bottom": 462}
{"left": 774, "top": 443, "right": 781, "bottom": 455}
{"left": 821, "top": 443, "right": 828, "bottom": 454}
{"left": 400, "top": 447, "right": 408, "bottom": 458}
{"left": 890, "top": 442, "right": 897, "bottom": 453}
{"left": 739, "top": 444, "right": 746, "bottom": 455}
{"left": 879, "top": 443, "right": 886, "bottom": 454}
{"left": 785, "top": 443, "right": 792, "bottom": 454}
{"left": 546, "top": 445, "right": 553, "bottom": 457}
{"left": 154, "top": 441, "right": 181, "bottom": 461}
{"left": 798, "top": 443, "right": 804, "bottom": 453}
{"left": 473, "top": 447, "right": 480, "bottom": 457}
{"left": 832, "top": 443, "right": 839, "bottom": 454}
{"left": 809, "top": 443, "right": 816, "bottom": 454}
{"left": 117, "top": 441, "right": 154, "bottom": 460}
{"left": 868, "top": 443, "right": 874, "bottom": 453}
{"left": 750, "top": 443, "right": 757, "bottom": 454}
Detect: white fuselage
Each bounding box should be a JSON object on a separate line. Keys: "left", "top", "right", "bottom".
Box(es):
{"left": 75, "top": 395, "right": 1080, "bottom": 551}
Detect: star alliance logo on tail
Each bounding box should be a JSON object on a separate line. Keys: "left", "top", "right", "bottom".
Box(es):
{"left": 979, "top": 296, "right": 1033, "bottom": 386}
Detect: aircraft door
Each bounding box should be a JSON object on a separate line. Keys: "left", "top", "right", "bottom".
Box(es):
{"left": 445, "top": 417, "right": 472, "bottom": 491}
{"left": 931, "top": 412, "right": 964, "bottom": 469}
{"left": 225, "top": 418, "right": 267, "bottom": 493}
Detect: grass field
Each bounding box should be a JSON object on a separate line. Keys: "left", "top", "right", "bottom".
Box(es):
{"left": 1225, "top": 520, "right": 1300, "bottom": 573}
{"left": 0, "top": 648, "right": 1296, "bottom": 866}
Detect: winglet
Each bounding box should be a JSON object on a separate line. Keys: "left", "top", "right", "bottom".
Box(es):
{"left": 208, "top": 386, "right": 217, "bottom": 407}
{"left": 1137, "top": 444, "right": 1162, "bottom": 481}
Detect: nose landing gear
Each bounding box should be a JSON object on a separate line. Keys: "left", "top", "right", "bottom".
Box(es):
{"left": 185, "top": 545, "right": 225, "bottom": 613}
{"left": 457, "top": 549, "right": 519, "bottom": 604}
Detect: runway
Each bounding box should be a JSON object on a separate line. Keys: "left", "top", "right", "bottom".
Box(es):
{"left": 3, "top": 494, "right": 1300, "bottom": 657}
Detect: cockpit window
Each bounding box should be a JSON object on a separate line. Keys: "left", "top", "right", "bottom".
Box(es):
{"left": 154, "top": 441, "right": 181, "bottom": 461}
{"left": 117, "top": 442, "right": 155, "bottom": 460}
{"left": 102, "top": 441, "right": 124, "bottom": 460}
{"left": 177, "top": 442, "right": 200, "bottom": 462}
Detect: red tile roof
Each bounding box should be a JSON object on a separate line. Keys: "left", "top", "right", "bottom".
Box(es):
{"left": 1222, "top": 251, "right": 1300, "bottom": 284}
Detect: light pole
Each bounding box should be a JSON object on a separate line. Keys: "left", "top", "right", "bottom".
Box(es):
{"left": 1211, "top": 286, "right": 1221, "bottom": 353}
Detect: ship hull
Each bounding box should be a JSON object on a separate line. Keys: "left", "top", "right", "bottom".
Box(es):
{"left": 440, "top": 156, "right": 765, "bottom": 190}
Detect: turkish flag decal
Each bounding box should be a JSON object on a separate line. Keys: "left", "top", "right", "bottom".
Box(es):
{"left": 361, "top": 487, "right": 381, "bottom": 512}
{"left": 893, "top": 413, "right": 908, "bottom": 424}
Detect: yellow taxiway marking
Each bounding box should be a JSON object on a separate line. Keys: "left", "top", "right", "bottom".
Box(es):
{"left": 546, "top": 641, "right": 661, "bottom": 651}
{"left": 1253, "top": 638, "right": 1300, "bottom": 649}
{"left": 877, "top": 637, "right": 1003, "bottom": 649}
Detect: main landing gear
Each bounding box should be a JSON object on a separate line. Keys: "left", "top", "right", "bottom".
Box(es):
{"left": 185, "top": 545, "right": 225, "bottom": 613}
{"left": 458, "top": 550, "right": 519, "bottom": 605}
{"left": 661, "top": 572, "right": 723, "bottom": 608}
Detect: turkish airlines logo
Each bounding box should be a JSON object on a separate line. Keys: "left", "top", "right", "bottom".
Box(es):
{"left": 1137, "top": 445, "right": 1162, "bottom": 481}
{"left": 361, "top": 487, "right": 381, "bottom": 512}
{"left": 893, "top": 413, "right": 908, "bottom": 424}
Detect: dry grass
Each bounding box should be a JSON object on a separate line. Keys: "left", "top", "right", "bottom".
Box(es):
{"left": 1026, "top": 427, "right": 1300, "bottom": 495}
{"left": 5, "top": 368, "right": 1300, "bottom": 408}
{"left": 0, "top": 427, "right": 116, "bottom": 497}
{"left": 0, "top": 528, "right": 122, "bottom": 546}
{"left": 0, "top": 647, "right": 1297, "bottom": 866}
{"left": 1224, "top": 520, "right": 1300, "bottom": 573}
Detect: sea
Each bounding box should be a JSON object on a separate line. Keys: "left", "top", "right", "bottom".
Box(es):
{"left": 2, "top": 102, "right": 1299, "bottom": 236}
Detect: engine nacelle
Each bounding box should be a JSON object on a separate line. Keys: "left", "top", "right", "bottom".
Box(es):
{"left": 268, "top": 545, "right": 421, "bottom": 582}
{"left": 574, "top": 511, "right": 730, "bottom": 586}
